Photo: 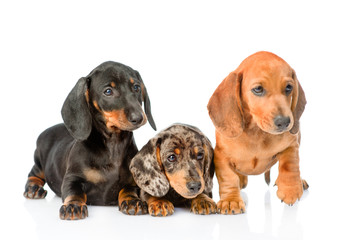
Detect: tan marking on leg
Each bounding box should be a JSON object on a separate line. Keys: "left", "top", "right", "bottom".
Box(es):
{"left": 64, "top": 193, "right": 87, "bottom": 205}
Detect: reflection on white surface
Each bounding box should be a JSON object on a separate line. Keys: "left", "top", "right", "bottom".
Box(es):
{"left": 18, "top": 180, "right": 310, "bottom": 240}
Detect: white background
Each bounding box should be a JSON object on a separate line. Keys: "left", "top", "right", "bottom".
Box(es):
{"left": 1, "top": 1, "right": 363, "bottom": 239}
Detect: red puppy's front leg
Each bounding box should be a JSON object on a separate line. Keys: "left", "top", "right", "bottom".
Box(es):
{"left": 275, "top": 145, "right": 308, "bottom": 205}
{"left": 215, "top": 148, "right": 246, "bottom": 215}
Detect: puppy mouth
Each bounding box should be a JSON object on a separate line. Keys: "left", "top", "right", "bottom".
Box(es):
{"left": 257, "top": 116, "right": 293, "bottom": 135}
{"left": 171, "top": 180, "right": 205, "bottom": 199}
{"left": 103, "top": 110, "right": 147, "bottom": 132}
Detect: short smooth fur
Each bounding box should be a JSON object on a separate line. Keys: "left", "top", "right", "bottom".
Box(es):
{"left": 208, "top": 51, "right": 308, "bottom": 214}
{"left": 23, "top": 61, "right": 156, "bottom": 220}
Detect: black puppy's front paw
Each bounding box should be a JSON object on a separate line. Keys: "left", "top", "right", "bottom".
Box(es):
{"left": 23, "top": 177, "right": 47, "bottom": 199}
{"left": 59, "top": 202, "right": 88, "bottom": 220}
{"left": 119, "top": 198, "right": 148, "bottom": 215}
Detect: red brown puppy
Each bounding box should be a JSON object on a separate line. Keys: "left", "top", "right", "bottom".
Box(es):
{"left": 208, "top": 51, "right": 308, "bottom": 214}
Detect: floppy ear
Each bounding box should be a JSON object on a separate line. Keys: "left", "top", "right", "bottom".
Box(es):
{"left": 207, "top": 72, "right": 244, "bottom": 138}
{"left": 61, "top": 77, "right": 92, "bottom": 140}
{"left": 129, "top": 137, "right": 169, "bottom": 197}
{"left": 290, "top": 70, "right": 307, "bottom": 134}
{"left": 202, "top": 137, "right": 214, "bottom": 195}
{"left": 135, "top": 71, "right": 157, "bottom": 131}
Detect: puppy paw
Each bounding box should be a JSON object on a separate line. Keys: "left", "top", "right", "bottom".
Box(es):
{"left": 217, "top": 197, "right": 245, "bottom": 215}
{"left": 59, "top": 201, "right": 88, "bottom": 220}
{"left": 23, "top": 177, "right": 47, "bottom": 199}
{"left": 148, "top": 199, "right": 174, "bottom": 217}
{"left": 190, "top": 195, "right": 217, "bottom": 215}
{"left": 119, "top": 198, "right": 148, "bottom": 215}
{"left": 276, "top": 179, "right": 307, "bottom": 205}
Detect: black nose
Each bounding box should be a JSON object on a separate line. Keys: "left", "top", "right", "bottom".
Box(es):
{"left": 274, "top": 115, "right": 291, "bottom": 131}
{"left": 187, "top": 181, "right": 202, "bottom": 193}
{"left": 127, "top": 112, "right": 144, "bottom": 126}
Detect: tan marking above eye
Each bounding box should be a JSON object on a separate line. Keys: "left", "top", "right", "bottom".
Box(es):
{"left": 174, "top": 148, "right": 181, "bottom": 155}
{"left": 93, "top": 100, "right": 102, "bottom": 112}
{"left": 130, "top": 78, "right": 135, "bottom": 84}
{"left": 111, "top": 82, "right": 116, "bottom": 88}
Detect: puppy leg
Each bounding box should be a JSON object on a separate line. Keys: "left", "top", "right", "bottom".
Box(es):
{"left": 24, "top": 151, "right": 47, "bottom": 199}
{"left": 215, "top": 150, "right": 245, "bottom": 215}
{"left": 275, "top": 145, "right": 307, "bottom": 205}
{"left": 190, "top": 193, "right": 217, "bottom": 215}
{"left": 59, "top": 174, "right": 88, "bottom": 220}
{"left": 118, "top": 187, "right": 148, "bottom": 215}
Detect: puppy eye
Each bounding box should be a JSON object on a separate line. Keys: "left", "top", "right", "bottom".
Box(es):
{"left": 197, "top": 153, "right": 204, "bottom": 160}
{"left": 285, "top": 84, "right": 293, "bottom": 95}
{"left": 133, "top": 84, "right": 141, "bottom": 93}
{"left": 104, "top": 88, "right": 113, "bottom": 96}
{"left": 167, "top": 154, "right": 177, "bottom": 162}
{"left": 252, "top": 86, "right": 265, "bottom": 96}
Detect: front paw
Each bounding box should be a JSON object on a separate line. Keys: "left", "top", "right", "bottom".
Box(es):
{"left": 190, "top": 195, "right": 217, "bottom": 215}
{"left": 119, "top": 198, "right": 148, "bottom": 215}
{"left": 148, "top": 199, "right": 174, "bottom": 217}
{"left": 217, "top": 197, "right": 245, "bottom": 215}
{"left": 23, "top": 177, "right": 47, "bottom": 199}
{"left": 24, "top": 184, "right": 47, "bottom": 199}
{"left": 276, "top": 179, "right": 308, "bottom": 205}
{"left": 59, "top": 201, "right": 88, "bottom": 220}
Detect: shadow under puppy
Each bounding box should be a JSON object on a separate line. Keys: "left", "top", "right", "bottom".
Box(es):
{"left": 23, "top": 61, "right": 156, "bottom": 220}
{"left": 130, "top": 124, "right": 216, "bottom": 216}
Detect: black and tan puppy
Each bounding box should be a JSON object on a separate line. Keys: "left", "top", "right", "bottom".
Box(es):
{"left": 129, "top": 124, "right": 216, "bottom": 216}
{"left": 23, "top": 61, "right": 156, "bottom": 220}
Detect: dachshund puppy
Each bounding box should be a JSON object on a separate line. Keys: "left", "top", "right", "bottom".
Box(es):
{"left": 129, "top": 124, "right": 216, "bottom": 216}
{"left": 23, "top": 61, "right": 156, "bottom": 220}
{"left": 208, "top": 51, "right": 308, "bottom": 214}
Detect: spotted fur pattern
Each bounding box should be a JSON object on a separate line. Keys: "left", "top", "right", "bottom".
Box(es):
{"left": 130, "top": 124, "right": 214, "bottom": 198}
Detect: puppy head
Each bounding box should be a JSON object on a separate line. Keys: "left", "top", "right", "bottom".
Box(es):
{"left": 241, "top": 52, "right": 306, "bottom": 134}
{"left": 61, "top": 61, "right": 156, "bottom": 140}
{"left": 130, "top": 124, "right": 214, "bottom": 199}
{"left": 208, "top": 51, "right": 306, "bottom": 137}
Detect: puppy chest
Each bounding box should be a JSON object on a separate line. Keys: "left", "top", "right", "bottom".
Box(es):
{"left": 227, "top": 140, "right": 285, "bottom": 175}
{"left": 230, "top": 153, "right": 277, "bottom": 175}
{"left": 83, "top": 164, "right": 120, "bottom": 185}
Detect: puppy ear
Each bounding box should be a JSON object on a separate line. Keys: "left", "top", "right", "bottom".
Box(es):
{"left": 207, "top": 72, "right": 244, "bottom": 138}
{"left": 202, "top": 137, "right": 214, "bottom": 195}
{"left": 290, "top": 70, "right": 307, "bottom": 134}
{"left": 130, "top": 137, "right": 169, "bottom": 197}
{"left": 61, "top": 77, "right": 92, "bottom": 140}
{"left": 135, "top": 71, "right": 157, "bottom": 131}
